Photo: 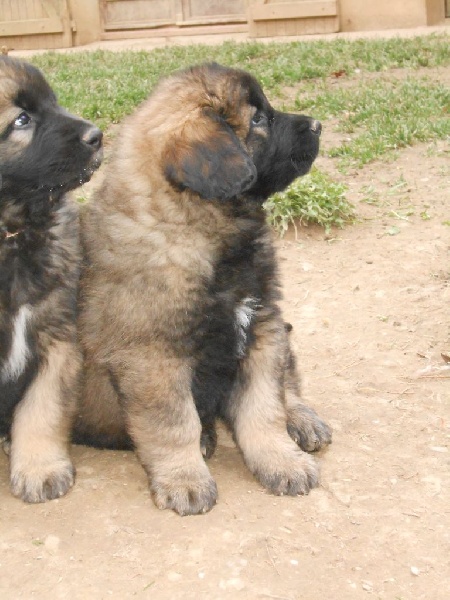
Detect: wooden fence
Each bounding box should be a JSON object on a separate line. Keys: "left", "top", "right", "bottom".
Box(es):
{"left": 0, "top": 0, "right": 446, "bottom": 51}
{"left": 0, "top": 0, "right": 73, "bottom": 50}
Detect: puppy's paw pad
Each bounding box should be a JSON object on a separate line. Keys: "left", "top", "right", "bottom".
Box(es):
{"left": 287, "top": 405, "right": 332, "bottom": 452}
{"left": 152, "top": 473, "right": 218, "bottom": 516}
{"left": 11, "top": 460, "right": 75, "bottom": 503}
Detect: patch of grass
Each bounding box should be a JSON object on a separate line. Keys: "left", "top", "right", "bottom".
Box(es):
{"left": 30, "top": 34, "right": 450, "bottom": 128}
{"left": 264, "top": 168, "right": 355, "bottom": 235}
{"left": 28, "top": 34, "right": 449, "bottom": 233}
{"left": 297, "top": 77, "right": 450, "bottom": 168}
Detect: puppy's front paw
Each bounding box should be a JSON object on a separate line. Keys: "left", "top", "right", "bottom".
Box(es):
{"left": 10, "top": 457, "right": 75, "bottom": 503}
{"left": 152, "top": 466, "right": 218, "bottom": 516}
{"left": 287, "top": 404, "right": 332, "bottom": 452}
{"left": 254, "top": 448, "right": 319, "bottom": 496}
{"left": 242, "top": 435, "right": 320, "bottom": 496}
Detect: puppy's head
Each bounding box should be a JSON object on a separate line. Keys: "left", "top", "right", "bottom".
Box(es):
{"left": 0, "top": 56, "right": 103, "bottom": 198}
{"left": 156, "top": 63, "right": 320, "bottom": 202}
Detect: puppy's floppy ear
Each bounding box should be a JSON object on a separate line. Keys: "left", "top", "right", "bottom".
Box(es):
{"left": 163, "top": 108, "right": 257, "bottom": 201}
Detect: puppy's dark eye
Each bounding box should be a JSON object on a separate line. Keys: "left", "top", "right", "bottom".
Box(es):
{"left": 14, "top": 112, "right": 31, "bottom": 128}
{"left": 252, "top": 112, "right": 266, "bottom": 126}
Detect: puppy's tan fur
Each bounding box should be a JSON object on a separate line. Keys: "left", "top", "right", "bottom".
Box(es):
{"left": 74, "top": 63, "right": 331, "bottom": 515}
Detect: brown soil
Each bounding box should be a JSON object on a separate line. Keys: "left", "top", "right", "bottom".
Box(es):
{"left": 1, "top": 61, "right": 449, "bottom": 600}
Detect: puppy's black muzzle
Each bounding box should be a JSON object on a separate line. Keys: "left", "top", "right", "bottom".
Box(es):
{"left": 248, "top": 112, "right": 322, "bottom": 200}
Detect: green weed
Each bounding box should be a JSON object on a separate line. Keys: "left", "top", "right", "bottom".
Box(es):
{"left": 264, "top": 169, "right": 355, "bottom": 235}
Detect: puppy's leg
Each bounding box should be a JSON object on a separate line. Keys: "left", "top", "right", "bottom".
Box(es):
{"left": 225, "top": 317, "right": 319, "bottom": 496}
{"left": 9, "top": 341, "right": 78, "bottom": 502}
{"left": 72, "top": 361, "right": 132, "bottom": 449}
{"left": 283, "top": 335, "right": 332, "bottom": 452}
{"left": 115, "top": 352, "right": 217, "bottom": 516}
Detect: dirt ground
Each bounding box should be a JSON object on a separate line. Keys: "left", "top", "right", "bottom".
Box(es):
{"left": 1, "top": 46, "right": 449, "bottom": 599}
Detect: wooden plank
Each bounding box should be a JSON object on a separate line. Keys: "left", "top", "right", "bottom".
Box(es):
{"left": 104, "top": 0, "right": 174, "bottom": 23}
{"left": 104, "top": 15, "right": 246, "bottom": 30}
{"left": 1, "top": 31, "right": 64, "bottom": 50}
{"left": 42, "top": 0, "right": 59, "bottom": 18}
{"left": 251, "top": 15, "right": 338, "bottom": 36}
{"left": 185, "top": 0, "right": 246, "bottom": 19}
{"left": 250, "top": 1, "right": 337, "bottom": 21}
{"left": 103, "top": 18, "right": 174, "bottom": 30}
{"left": 0, "top": 17, "right": 64, "bottom": 36}
{"left": 101, "top": 22, "right": 248, "bottom": 39}
{"left": 176, "top": 16, "right": 246, "bottom": 26}
{"left": 58, "top": 0, "right": 73, "bottom": 48}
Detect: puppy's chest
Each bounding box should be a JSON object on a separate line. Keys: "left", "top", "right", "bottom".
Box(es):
{"left": 0, "top": 225, "right": 47, "bottom": 384}
{"left": 198, "top": 287, "right": 260, "bottom": 364}
{"left": 203, "top": 232, "right": 273, "bottom": 359}
{"left": 0, "top": 304, "right": 33, "bottom": 384}
{"left": 1, "top": 250, "right": 46, "bottom": 310}
{"left": 0, "top": 220, "right": 58, "bottom": 309}
{"left": 233, "top": 296, "right": 260, "bottom": 358}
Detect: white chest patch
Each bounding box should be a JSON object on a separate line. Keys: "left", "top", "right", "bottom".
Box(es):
{"left": 235, "top": 297, "right": 258, "bottom": 357}
{"left": 1, "top": 305, "right": 33, "bottom": 383}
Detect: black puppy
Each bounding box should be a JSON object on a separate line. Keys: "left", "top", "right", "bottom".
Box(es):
{"left": 0, "top": 56, "right": 102, "bottom": 502}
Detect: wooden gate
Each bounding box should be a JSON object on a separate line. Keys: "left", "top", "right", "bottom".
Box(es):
{"left": 0, "top": 0, "right": 73, "bottom": 50}
{"left": 100, "top": 0, "right": 248, "bottom": 39}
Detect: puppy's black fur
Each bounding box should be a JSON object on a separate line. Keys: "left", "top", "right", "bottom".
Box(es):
{"left": 185, "top": 66, "right": 323, "bottom": 457}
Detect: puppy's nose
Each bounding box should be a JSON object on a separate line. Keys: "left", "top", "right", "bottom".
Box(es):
{"left": 310, "top": 119, "right": 322, "bottom": 135}
{"left": 82, "top": 126, "right": 103, "bottom": 151}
